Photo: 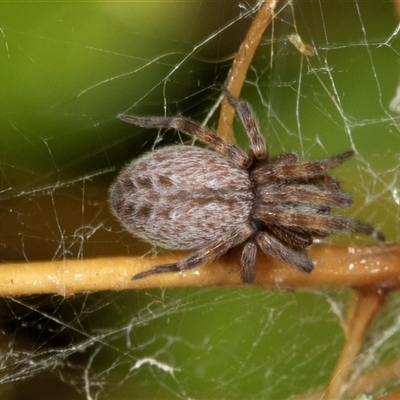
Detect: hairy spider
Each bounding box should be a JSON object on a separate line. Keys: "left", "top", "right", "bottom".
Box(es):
{"left": 109, "top": 90, "right": 385, "bottom": 283}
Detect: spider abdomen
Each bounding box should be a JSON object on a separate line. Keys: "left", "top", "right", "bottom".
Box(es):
{"left": 110, "top": 146, "right": 254, "bottom": 250}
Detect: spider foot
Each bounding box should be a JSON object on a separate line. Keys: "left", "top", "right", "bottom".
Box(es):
{"left": 352, "top": 220, "right": 386, "bottom": 242}
{"left": 132, "top": 263, "right": 180, "bottom": 280}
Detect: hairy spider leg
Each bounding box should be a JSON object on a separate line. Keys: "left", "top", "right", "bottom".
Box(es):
{"left": 254, "top": 204, "right": 385, "bottom": 241}
{"left": 240, "top": 240, "right": 258, "bottom": 283}
{"left": 262, "top": 152, "right": 349, "bottom": 188}
{"left": 268, "top": 152, "right": 299, "bottom": 164}
{"left": 253, "top": 150, "right": 355, "bottom": 183}
{"left": 257, "top": 183, "right": 353, "bottom": 208}
{"left": 132, "top": 223, "right": 256, "bottom": 280}
{"left": 118, "top": 114, "right": 251, "bottom": 168}
{"left": 267, "top": 225, "right": 314, "bottom": 248}
{"left": 223, "top": 89, "right": 267, "bottom": 160}
{"left": 256, "top": 230, "right": 314, "bottom": 273}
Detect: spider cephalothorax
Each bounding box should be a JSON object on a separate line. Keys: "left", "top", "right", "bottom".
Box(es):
{"left": 109, "top": 90, "right": 384, "bottom": 283}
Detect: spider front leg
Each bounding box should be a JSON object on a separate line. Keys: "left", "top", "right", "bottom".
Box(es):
{"left": 257, "top": 183, "right": 353, "bottom": 208}
{"left": 256, "top": 230, "right": 314, "bottom": 273}
{"left": 132, "top": 224, "right": 256, "bottom": 281}
{"left": 118, "top": 114, "right": 250, "bottom": 168}
{"left": 260, "top": 150, "right": 354, "bottom": 182}
{"left": 255, "top": 204, "right": 385, "bottom": 241}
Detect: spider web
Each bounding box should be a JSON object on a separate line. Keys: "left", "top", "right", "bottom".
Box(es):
{"left": 0, "top": 1, "right": 399, "bottom": 399}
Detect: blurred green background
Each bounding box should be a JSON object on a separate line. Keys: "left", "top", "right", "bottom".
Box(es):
{"left": 0, "top": 1, "right": 399, "bottom": 399}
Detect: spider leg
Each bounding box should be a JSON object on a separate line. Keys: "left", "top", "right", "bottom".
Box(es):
{"left": 267, "top": 226, "right": 313, "bottom": 249}
{"left": 223, "top": 89, "right": 267, "bottom": 160}
{"left": 258, "top": 150, "right": 354, "bottom": 182}
{"left": 132, "top": 224, "right": 256, "bottom": 280}
{"left": 118, "top": 114, "right": 250, "bottom": 168}
{"left": 256, "top": 230, "right": 314, "bottom": 273}
{"left": 262, "top": 153, "right": 342, "bottom": 189}
{"left": 240, "top": 240, "right": 258, "bottom": 283}
{"left": 268, "top": 152, "right": 298, "bottom": 164}
{"left": 257, "top": 183, "right": 353, "bottom": 208}
{"left": 255, "top": 204, "right": 385, "bottom": 241}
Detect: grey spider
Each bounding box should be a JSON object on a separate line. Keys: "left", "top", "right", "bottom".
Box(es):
{"left": 109, "top": 90, "right": 385, "bottom": 283}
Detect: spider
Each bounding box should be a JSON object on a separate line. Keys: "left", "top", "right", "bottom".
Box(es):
{"left": 109, "top": 90, "right": 385, "bottom": 283}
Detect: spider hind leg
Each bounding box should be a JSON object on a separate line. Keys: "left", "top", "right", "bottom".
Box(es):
{"left": 118, "top": 114, "right": 250, "bottom": 168}
{"left": 132, "top": 224, "right": 256, "bottom": 281}
{"left": 132, "top": 263, "right": 181, "bottom": 280}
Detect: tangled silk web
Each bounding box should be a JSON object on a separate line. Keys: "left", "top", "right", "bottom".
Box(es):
{"left": 0, "top": 1, "right": 399, "bottom": 399}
